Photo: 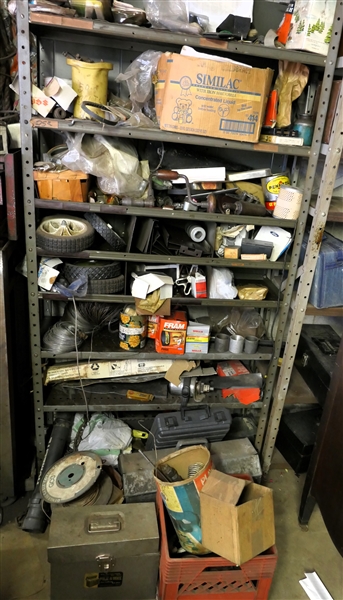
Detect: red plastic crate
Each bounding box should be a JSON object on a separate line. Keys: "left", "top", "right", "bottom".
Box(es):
{"left": 157, "top": 482, "right": 277, "bottom": 600}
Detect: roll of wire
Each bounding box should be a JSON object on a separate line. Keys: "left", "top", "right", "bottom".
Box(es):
{"left": 63, "top": 302, "right": 121, "bottom": 333}
{"left": 42, "top": 321, "right": 86, "bottom": 354}
{"left": 188, "top": 463, "right": 204, "bottom": 478}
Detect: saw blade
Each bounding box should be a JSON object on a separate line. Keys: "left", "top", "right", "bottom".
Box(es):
{"left": 40, "top": 451, "right": 102, "bottom": 504}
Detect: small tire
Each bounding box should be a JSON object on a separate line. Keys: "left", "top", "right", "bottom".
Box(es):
{"left": 84, "top": 213, "right": 125, "bottom": 251}
{"left": 64, "top": 260, "right": 121, "bottom": 283}
{"left": 36, "top": 215, "right": 94, "bottom": 254}
{"left": 88, "top": 275, "right": 125, "bottom": 294}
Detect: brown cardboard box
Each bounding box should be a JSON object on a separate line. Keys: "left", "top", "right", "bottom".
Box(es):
{"left": 200, "top": 471, "right": 275, "bottom": 565}
{"left": 135, "top": 298, "right": 171, "bottom": 316}
{"left": 158, "top": 54, "right": 273, "bottom": 143}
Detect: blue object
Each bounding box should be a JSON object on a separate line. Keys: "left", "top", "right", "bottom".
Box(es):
{"left": 301, "top": 231, "right": 343, "bottom": 308}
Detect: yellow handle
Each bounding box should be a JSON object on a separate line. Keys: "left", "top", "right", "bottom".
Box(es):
{"left": 132, "top": 430, "right": 149, "bottom": 439}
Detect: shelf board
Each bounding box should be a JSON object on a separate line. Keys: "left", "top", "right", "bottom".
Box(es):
{"left": 37, "top": 247, "right": 290, "bottom": 269}
{"left": 309, "top": 196, "right": 343, "bottom": 222}
{"left": 41, "top": 334, "right": 274, "bottom": 360}
{"left": 44, "top": 386, "right": 263, "bottom": 412}
{"left": 305, "top": 303, "right": 343, "bottom": 316}
{"left": 34, "top": 199, "right": 297, "bottom": 229}
{"left": 31, "top": 117, "right": 311, "bottom": 157}
{"left": 30, "top": 13, "right": 328, "bottom": 68}
{"left": 38, "top": 292, "right": 280, "bottom": 308}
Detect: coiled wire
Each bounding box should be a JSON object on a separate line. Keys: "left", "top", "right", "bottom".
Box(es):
{"left": 188, "top": 463, "right": 204, "bottom": 478}
{"left": 63, "top": 302, "right": 121, "bottom": 333}
{"left": 43, "top": 321, "right": 86, "bottom": 354}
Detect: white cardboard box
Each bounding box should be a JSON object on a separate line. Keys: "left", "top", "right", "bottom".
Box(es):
{"left": 286, "top": 0, "right": 337, "bottom": 56}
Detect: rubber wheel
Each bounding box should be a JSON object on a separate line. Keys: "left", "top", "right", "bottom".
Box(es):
{"left": 36, "top": 215, "right": 94, "bottom": 254}
{"left": 88, "top": 275, "right": 125, "bottom": 294}
{"left": 84, "top": 213, "right": 125, "bottom": 251}
{"left": 64, "top": 260, "right": 121, "bottom": 283}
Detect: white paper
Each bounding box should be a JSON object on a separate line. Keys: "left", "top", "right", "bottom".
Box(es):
{"left": 255, "top": 226, "right": 292, "bottom": 262}
{"left": 171, "top": 166, "right": 226, "bottom": 184}
{"left": 131, "top": 273, "right": 174, "bottom": 299}
{"left": 44, "top": 76, "right": 77, "bottom": 111}
{"left": 181, "top": 45, "right": 251, "bottom": 67}
{"left": 299, "top": 572, "right": 334, "bottom": 600}
{"left": 186, "top": 1, "right": 253, "bottom": 32}
{"left": 10, "top": 75, "right": 56, "bottom": 117}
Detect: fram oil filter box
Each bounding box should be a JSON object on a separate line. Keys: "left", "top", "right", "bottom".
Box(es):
{"left": 217, "top": 361, "right": 261, "bottom": 405}
{"left": 158, "top": 53, "right": 273, "bottom": 143}
{"left": 155, "top": 310, "right": 188, "bottom": 355}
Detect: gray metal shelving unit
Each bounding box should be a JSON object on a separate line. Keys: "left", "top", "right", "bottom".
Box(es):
{"left": 16, "top": 0, "right": 343, "bottom": 465}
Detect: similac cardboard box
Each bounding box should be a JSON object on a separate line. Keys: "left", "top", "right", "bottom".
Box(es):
{"left": 157, "top": 53, "right": 273, "bottom": 143}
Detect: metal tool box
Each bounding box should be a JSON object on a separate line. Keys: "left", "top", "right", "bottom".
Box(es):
{"left": 145, "top": 406, "right": 232, "bottom": 450}
{"left": 48, "top": 503, "right": 159, "bottom": 600}
{"left": 276, "top": 408, "right": 322, "bottom": 473}
{"left": 295, "top": 324, "right": 340, "bottom": 406}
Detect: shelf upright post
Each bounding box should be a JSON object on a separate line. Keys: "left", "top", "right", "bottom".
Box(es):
{"left": 255, "top": 1, "right": 343, "bottom": 453}
{"left": 17, "top": 1, "right": 46, "bottom": 464}
{"left": 261, "top": 92, "right": 343, "bottom": 476}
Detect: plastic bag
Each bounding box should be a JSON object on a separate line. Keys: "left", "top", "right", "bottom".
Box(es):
{"left": 116, "top": 50, "right": 162, "bottom": 113}
{"left": 52, "top": 275, "right": 88, "bottom": 298}
{"left": 145, "top": 0, "right": 201, "bottom": 34}
{"left": 70, "top": 413, "right": 132, "bottom": 467}
{"left": 209, "top": 268, "right": 238, "bottom": 300}
{"left": 62, "top": 133, "right": 146, "bottom": 196}
{"left": 229, "top": 308, "right": 266, "bottom": 339}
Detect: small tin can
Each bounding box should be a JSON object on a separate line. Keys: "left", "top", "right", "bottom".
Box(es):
{"left": 119, "top": 306, "right": 147, "bottom": 350}
{"left": 293, "top": 114, "right": 314, "bottom": 147}
{"left": 262, "top": 172, "right": 290, "bottom": 212}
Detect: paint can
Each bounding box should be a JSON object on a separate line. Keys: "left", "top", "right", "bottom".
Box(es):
{"left": 119, "top": 306, "right": 147, "bottom": 350}
{"left": 273, "top": 185, "right": 303, "bottom": 220}
{"left": 262, "top": 172, "right": 290, "bottom": 211}
{"left": 154, "top": 445, "right": 212, "bottom": 555}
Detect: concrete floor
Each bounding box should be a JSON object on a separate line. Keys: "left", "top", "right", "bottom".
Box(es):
{"left": 1, "top": 453, "right": 342, "bottom": 600}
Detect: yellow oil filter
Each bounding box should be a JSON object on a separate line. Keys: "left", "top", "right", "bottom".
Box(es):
{"left": 67, "top": 58, "right": 113, "bottom": 119}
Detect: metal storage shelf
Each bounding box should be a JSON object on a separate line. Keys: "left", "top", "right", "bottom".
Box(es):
{"left": 36, "top": 247, "right": 290, "bottom": 269}
{"left": 309, "top": 196, "right": 343, "bottom": 222}
{"left": 31, "top": 118, "right": 311, "bottom": 157}
{"left": 41, "top": 334, "right": 274, "bottom": 360}
{"left": 34, "top": 199, "right": 298, "bottom": 228}
{"left": 44, "top": 386, "right": 262, "bottom": 412}
{"left": 29, "top": 13, "right": 328, "bottom": 67}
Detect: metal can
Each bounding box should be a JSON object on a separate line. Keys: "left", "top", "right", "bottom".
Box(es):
{"left": 261, "top": 172, "right": 290, "bottom": 211}
{"left": 293, "top": 114, "right": 314, "bottom": 147}
{"left": 119, "top": 306, "right": 147, "bottom": 350}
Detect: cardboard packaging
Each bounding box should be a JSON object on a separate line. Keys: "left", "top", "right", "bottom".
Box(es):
{"left": 217, "top": 361, "right": 261, "bottom": 405}
{"left": 147, "top": 314, "right": 160, "bottom": 339}
{"left": 286, "top": 0, "right": 337, "bottom": 56}
{"left": 157, "top": 53, "right": 273, "bottom": 143}
{"left": 155, "top": 310, "right": 188, "bottom": 355}
{"left": 44, "top": 359, "right": 173, "bottom": 384}
{"left": 135, "top": 298, "right": 171, "bottom": 316}
{"left": 191, "top": 272, "right": 207, "bottom": 298}
{"left": 200, "top": 471, "right": 275, "bottom": 565}
{"left": 185, "top": 322, "right": 210, "bottom": 353}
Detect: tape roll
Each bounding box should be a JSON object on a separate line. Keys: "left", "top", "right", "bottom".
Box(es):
{"left": 186, "top": 223, "right": 206, "bottom": 243}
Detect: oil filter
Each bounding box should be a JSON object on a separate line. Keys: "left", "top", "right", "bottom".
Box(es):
{"left": 119, "top": 306, "right": 147, "bottom": 350}
{"left": 186, "top": 223, "right": 206, "bottom": 243}
{"left": 262, "top": 172, "right": 290, "bottom": 211}
{"left": 273, "top": 185, "right": 303, "bottom": 220}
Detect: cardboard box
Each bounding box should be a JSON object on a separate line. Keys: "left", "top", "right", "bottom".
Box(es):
{"left": 158, "top": 53, "right": 273, "bottom": 143}
{"left": 155, "top": 310, "right": 188, "bottom": 355}
{"left": 147, "top": 314, "right": 160, "bottom": 339}
{"left": 217, "top": 361, "right": 261, "bottom": 405}
{"left": 44, "top": 359, "right": 174, "bottom": 384}
{"left": 135, "top": 298, "right": 171, "bottom": 316}
{"left": 200, "top": 471, "right": 275, "bottom": 565}
{"left": 185, "top": 321, "right": 210, "bottom": 353}
{"left": 286, "top": 0, "right": 337, "bottom": 56}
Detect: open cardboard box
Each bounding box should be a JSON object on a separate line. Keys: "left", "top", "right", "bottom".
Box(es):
{"left": 200, "top": 470, "right": 275, "bottom": 565}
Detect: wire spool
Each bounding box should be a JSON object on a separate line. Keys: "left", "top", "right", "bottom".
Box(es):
{"left": 188, "top": 463, "right": 204, "bottom": 478}
{"left": 40, "top": 452, "right": 103, "bottom": 504}
{"left": 42, "top": 321, "right": 87, "bottom": 354}
{"left": 63, "top": 302, "right": 121, "bottom": 334}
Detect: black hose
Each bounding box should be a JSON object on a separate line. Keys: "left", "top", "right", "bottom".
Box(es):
{"left": 21, "top": 412, "right": 74, "bottom": 534}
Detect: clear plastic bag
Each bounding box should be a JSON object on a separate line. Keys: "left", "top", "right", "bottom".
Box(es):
{"left": 62, "top": 133, "right": 146, "bottom": 196}
{"left": 70, "top": 413, "right": 132, "bottom": 467}
{"left": 145, "top": 0, "right": 201, "bottom": 34}
{"left": 116, "top": 50, "right": 162, "bottom": 113}
{"left": 52, "top": 275, "right": 88, "bottom": 298}
{"left": 209, "top": 268, "right": 238, "bottom": 300}
{"left": 229, "top": 308, "right": 266, "bottom": 339}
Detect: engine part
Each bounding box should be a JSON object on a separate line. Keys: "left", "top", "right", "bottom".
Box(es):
{"left": 169, "top": 373, "right": 263, "bottom": 403}
{"left": 229, "top": 334, "right": 245, "bottom": 353}
{"left": 214, "top": 333, "right": 230, "bottom": 352}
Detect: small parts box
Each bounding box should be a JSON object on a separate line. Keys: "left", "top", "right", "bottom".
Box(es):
{"left": 157, "top": 488, "right": 278, "bottom": 600}
{"left": 33, "top": 169, "right": 90, "bottom": 202}
{"left": 48, "top": 503, "right": 159, "bottom": 600}
{"left": 185, "top": 322, "right": 210, "bottom": 354}
{"left": 217, "top": 361, "right": 261, "bottom": 405}
{"left": 155, "top": 310, "right": 187, "bottom": 355}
